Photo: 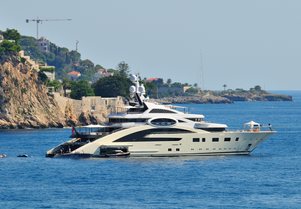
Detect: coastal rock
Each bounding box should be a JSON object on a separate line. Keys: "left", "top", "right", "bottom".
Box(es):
{"left": 0, "top": 60, "right": 65, "bottom": 129}
{"left": 262, "top": 94, "right": 292, "bottom": 101}
{"left": 223, "top": 93, "right": 293, "bottom": 102}
{"left": 78, "top": 111, "right": 98, "bottom": 125}
{"left": 0, "top": 59, "right": 124, "bottom": 129}
{"left": 153, "top": 95, "right": 232, "bottom": 104}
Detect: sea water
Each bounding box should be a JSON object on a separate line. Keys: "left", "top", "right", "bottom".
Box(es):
{"left": 0, "top": 91, "right": 300, "bottom": 209}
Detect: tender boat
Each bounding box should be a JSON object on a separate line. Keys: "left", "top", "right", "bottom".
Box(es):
{"left": 0, "top": 154, "right": 7, "bottom": 158}
{"left": 17, "top": 154, "right": 29, "bottom": 158}
{"left": 46, "top": 75, "right": 275, "bottom": 158}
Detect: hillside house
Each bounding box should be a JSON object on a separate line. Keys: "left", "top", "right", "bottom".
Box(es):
{"left": 67, "top": 71, "right": 81, "bottom": 80}
{"left": 92, "top": 68, "right": 114, "bottom": 83}
{"left": 40, "top": 65, "right": 55, "bottom": 81}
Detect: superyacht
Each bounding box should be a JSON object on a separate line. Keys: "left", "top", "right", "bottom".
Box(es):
{"left": 46, "top": 75, "right": 275, "bottom": 158}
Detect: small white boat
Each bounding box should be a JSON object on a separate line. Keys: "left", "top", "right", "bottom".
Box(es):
{"left": 0, "top": 154, "right": 7, "bottom": 158}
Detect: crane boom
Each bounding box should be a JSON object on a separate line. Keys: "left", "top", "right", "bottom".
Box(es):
{"left": 26, "top": 17, "right": 72, "bottom": 39}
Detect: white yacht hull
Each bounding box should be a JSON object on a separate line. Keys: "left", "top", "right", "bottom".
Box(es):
{"left": 66, "top": 125, "right": 274, "bottom": 158}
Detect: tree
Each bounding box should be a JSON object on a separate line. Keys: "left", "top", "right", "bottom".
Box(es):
{"left": 171, "top": 82, "right": 182, "bottom": 88}
{"left": 69, "top": 50, "right": 81, "bottom": 64}
{"left": 186, "top": 87, "right": 198, "bottom": 94}
{"left": 70, "top": 80, "right": 94, "bottom": 100}
{"left": 0, "top": 29, "right": 21, "bottom": 61}
{"left": 93, "top": 75, "right": 131, "bottom": 97}
{"left": 80, "top": 59, "right": 94, "bottom": 70}
{"left": 3, "top": 29, "right": 21, "bottom": 43}
{"left": 95, "top": 64, "right": 104, "bottom": 70}
{"left": 19, "top": 36, "right": 46, "bottom": 62}
{"left": 254, "top": 85, "right": 262, "bottom": 91}
{"left": 47, "top": 80, "right": 62, "bottom": 91}
{"left": 223, "top": 84, "right": 227, "bottom": 91}
{"left": 167, "top": 78, "right": 172, "bottom": 86}
{"left": 142, "top": 80, "right": 156, "bottom": 97}
{"left": 62, "top": 79, "right": 72, "bottom": 97}
{"left": 116, "top": 61, "right": 130, "bottom": 78}
{"left": 107, "top": 68, "right": 118, "bottom": 74}
{"left": 0, "top": 40, "right": 21, "bottom": 53}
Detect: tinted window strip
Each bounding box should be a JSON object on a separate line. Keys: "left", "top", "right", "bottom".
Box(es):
{"left": 114, "top": 128, "right": 192, "bottom": 142}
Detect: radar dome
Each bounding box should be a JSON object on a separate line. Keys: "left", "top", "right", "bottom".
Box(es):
{"left": 129, "top": 85, "right": 136, "bottom": 93}
{"left": 130, "top": 74, "right": 137, "bottom": 82}
{"left": 138, "top": 85, "right": 146, "bottom": 94}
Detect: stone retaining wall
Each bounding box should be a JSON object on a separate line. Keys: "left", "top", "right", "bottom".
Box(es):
{"left": 53, "top": 93, "right": 124, "bottom": 123}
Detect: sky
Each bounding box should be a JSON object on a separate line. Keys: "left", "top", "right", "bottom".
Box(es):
{"left": 1, "top": 0, "right": 301, "bottom": 90}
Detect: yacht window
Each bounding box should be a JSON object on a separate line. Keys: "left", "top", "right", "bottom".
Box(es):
{"left": 212, "top": 138, "right": 219, "bottom": 142}
{"left": 224, "top": 137, "right": 231, "bottom": 142}
{"left": 114, "top": 128, "right": 192, "bottom": 142}
{"left": 176, "top": 148, "right": 180, "bottom": 151}
{"left": 168, "top": 148, "right": 172, "bottom": 151}
{"left": 235, "top": 137, "right": 239, "bottom": 141}
{"left": 197, "top": 128, "right": 226, "bottom": 132}
{"left": 202, "top": 138, "right": 206, "bottom": 142}
{"left": 186, "top": 118, "right": 203, "bottom": 122}
{"left": 109, "top": 118, "right": 148, "bottom": 123}
{"left": 149, "top": 109, "right": 176, "bottom": 114}
{"left": 150, "top": 118, "right": 177, "bottom": 126}
{"left": 127, "top": 105, "right": 148, "bottom": 113}
{"left": 149, "top": 128, "right": 194, "bottom": 134}
{"left": 193, "top": 138, "right": 200, "bottom": 142}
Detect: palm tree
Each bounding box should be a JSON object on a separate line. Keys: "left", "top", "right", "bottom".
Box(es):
{"left": 167, "top": 78, "right": 172, "bottom": 86}
{"left": 62, "top": 79, "right": 72, "bottom": 97}
{"left": 223, "top": 84, "right": 227, "bottom": 91}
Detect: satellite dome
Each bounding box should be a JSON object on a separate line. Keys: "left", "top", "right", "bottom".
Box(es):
{"left": 130, "top": 74, "right": 137, "bottom": 82}
{"left": 129, "top": 85, "right": 136, "bottom": 93}
{"left": 138, "top": 85, "right": 145, "bottom": 94}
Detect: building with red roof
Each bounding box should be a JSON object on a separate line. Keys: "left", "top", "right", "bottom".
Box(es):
{"left": 67, "top": 71, "right": 81, "bottom": 80}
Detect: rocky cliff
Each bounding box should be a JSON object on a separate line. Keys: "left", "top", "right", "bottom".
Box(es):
{"left": 0, "top": 57, "right": 125, "bottom": 129}
{"left": 0, "top": 58, "right": 65, "bottom": 128}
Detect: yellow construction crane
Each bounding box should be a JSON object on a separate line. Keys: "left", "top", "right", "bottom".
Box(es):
{"left": 26, "top": 17, "right": 72, "bottom": 39}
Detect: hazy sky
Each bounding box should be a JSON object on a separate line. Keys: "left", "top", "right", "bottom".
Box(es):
{"left": 1, "top": 0, "right": 301, "bottom": 90}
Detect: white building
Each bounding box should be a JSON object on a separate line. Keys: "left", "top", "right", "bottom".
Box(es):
{"left": 38, "top": 37, "right": 50, "bottom": 53}
{"left": 40, "top": 65, "right": 56, "bottom": 81}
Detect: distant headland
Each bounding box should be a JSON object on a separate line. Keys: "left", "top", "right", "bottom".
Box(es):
{"left": 153, "top": 88, "right": 292, "bottom": 104}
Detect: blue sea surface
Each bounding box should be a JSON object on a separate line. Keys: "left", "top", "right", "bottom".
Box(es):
{"left": 0, "top": 91, "right": 301, "bottom": 209}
